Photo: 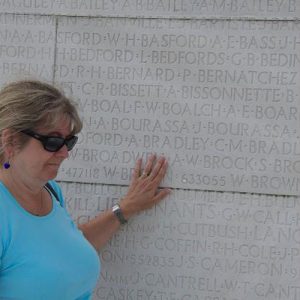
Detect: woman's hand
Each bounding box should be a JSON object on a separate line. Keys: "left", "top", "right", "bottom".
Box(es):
{"left": 120, "top": 154, "right": 171, "bottom": 220}
{"left": 78, "top": 154, "right": 170, "bottom": 250}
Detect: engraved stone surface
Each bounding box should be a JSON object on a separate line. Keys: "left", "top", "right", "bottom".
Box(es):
{"left": 55, "top": 17, "right": 300, "bottom": 195}
{"left": 0, "top": 0, "right": 299, "bottom": 19}
{"left": 60, "top": 181, "right": 300, "bottom": 300}
{"left": 0, "top": 5, "right": 298, "bottom": 299}
{"left": 0, "top": 13, "right": 56, "bottom": 86}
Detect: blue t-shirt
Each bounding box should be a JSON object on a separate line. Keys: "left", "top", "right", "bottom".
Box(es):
{"left": 0, "top": 180, "right": 100, "bottom": 300}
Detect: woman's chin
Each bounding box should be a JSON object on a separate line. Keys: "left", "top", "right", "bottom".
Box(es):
{"left": 46, "top": 165, "right": 60, "bottom": 179}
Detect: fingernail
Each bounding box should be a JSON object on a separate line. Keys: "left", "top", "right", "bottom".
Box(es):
{"left": 159, "top": 157, "right": 165, "bottom": 163}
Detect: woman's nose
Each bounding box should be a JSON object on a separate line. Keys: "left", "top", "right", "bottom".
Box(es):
{"left": 56, "top": 144, "right": 69, "bottom": 158}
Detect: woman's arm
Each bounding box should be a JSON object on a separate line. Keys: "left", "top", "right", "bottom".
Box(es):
{"left": 78, "top": 209, "right": 122, "bottom": 251}
{"left": 78, "top": 155, "right": 170, "bottom": 251}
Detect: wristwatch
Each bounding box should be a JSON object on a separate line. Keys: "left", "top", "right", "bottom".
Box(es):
{"left": 112, "top": 204, "right": 128, "bottom": 225}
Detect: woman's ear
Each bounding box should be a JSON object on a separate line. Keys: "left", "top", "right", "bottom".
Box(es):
{"left": 1, "top": 128, "right": 17, "bottom": 158}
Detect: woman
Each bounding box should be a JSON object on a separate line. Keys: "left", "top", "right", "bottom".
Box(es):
{"left": 0, "top": 80, "right": 170, "bottom": 299}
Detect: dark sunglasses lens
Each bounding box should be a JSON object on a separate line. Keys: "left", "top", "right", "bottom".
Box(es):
{"left": 65, "top": 136, "right": 78, "bottom": 151}
{"left": 44, "top": 137, "right": 65, "bottom": 152}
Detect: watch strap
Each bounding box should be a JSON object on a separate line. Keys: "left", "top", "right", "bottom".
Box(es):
{"left": 112, "top": 204, "right": 128, "bottom": 225}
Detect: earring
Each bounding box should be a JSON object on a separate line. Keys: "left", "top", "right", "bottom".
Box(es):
{"left": 3, "top": 162, "right": 10, "bottom": 169}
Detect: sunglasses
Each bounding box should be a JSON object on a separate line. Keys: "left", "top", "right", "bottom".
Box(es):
{"left": 21, "top": 129, "right": 78, "bottom": 152}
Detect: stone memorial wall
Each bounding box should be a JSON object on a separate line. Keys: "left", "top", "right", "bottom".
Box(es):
{"left": 0, "top": 14, "right": 55, "bottom": 85}
{"left": 61, "top": 182, "right": 300, "bottom": 300}
{"left": 0, "top": 2, "right": 300, "bottom": 299}
{"left": 0, "top": 0, "right": 299, "bottom": 18}
{"left": 54, "top": 17, "right": 300, "bottom": 195}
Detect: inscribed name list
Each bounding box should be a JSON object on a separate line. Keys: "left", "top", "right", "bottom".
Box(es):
{"left": 55, "top": 17, "right": 300, "bottom": 195}
{"left": 60, "top": 181, "right": 300, "bottom": 300}
{"left": 0, "top": 13, "right": 56, "bottom": 86}
{"left": 0, "top": 0, "right": 298, "bottom": 19}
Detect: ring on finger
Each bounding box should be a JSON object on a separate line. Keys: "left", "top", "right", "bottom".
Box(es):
{"left": 141, "top": 171, "right": 149, "bottom": 178}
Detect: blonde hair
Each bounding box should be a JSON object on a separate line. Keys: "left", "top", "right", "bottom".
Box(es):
{"left": 0, "top": 80, "right": 82, "bottom": 163}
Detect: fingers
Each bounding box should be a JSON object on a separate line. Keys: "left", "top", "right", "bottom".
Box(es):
{"left": 148, "top": 156, "right": 166, "bottom": 180}
{"left": 142, "top": 154, "right": 156, "bottom": 177}
{"left": 153, "top": 159, "right": 168, "bottom": 184}
{"left": 132, "top": 158, "right": 142, "bottom": 181}
{"left": 137, "top": 155, "right": 168, "bottom": 187}
{"left": 125, "top": 156, "right": 170, "bottom": 216}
